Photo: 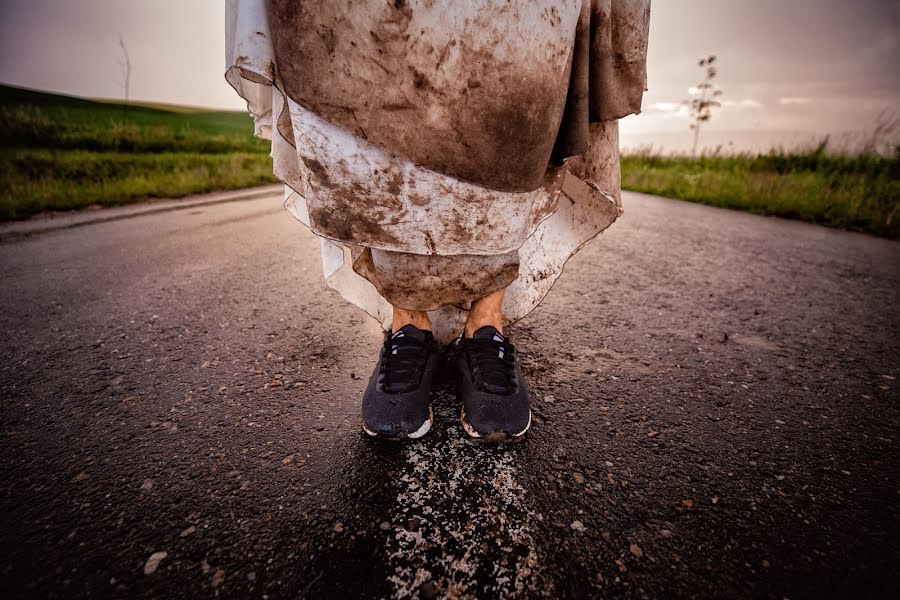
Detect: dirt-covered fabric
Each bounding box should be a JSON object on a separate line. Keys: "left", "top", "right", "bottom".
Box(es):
{"left": 225, "top": 0, "right": 649, "bottom": 342}
{"left": 554, "top": 0, "right": 652, "bottom": 160}
{"left": 264, "top": 0, "right": 649, "bottom": 192}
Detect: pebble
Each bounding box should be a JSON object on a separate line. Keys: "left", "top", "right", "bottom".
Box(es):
{"left": 379, "top": 521, "right": 391, "bottom": 531}
{"left": 630, "top": 543, "right": 644, "bottom": 558}
{"left": 573, "top": 472, "right": 585, "bottom": 484}
{"left": 179, "top": 526, "right": 196, "bottom": 538}
{"left": 140, "top": 478, "right": 153, "bottom": 491}
{"left": 419, "top": 581, "right": 438, "bottom": 600}
{"left": 143, "top": 551, "right": 167, "bottom": 575}
{"left": 211, "top": 569, "right": 225, "bottom": 587}
{"left": 570, "top": 520, "right": 586, "bottom": 532}
{"left": 334, "top": 522, "right": 344, "bottom": 533}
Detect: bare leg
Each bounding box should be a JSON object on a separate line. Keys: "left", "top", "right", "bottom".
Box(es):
{"left": 464, "top": 288, "right": 506, "bottom": 337}
{"left": 391, "top": 306, "right": 431, "bottom": 332}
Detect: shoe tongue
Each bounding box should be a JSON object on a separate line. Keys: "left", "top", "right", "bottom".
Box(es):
{"left": 392, "top": 324, "right": 427, "bottom": 343}
{"left": 472, "top": 325, "right": 505, "bottom": 343}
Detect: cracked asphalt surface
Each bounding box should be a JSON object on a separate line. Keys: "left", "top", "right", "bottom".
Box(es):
{"left": 1, "top": 190, "right": 898, "bottom": 599}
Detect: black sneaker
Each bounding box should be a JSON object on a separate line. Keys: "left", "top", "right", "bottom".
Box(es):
{"left": 454, "top": 326, "right": 531, "bottom": 441}
{"left": 362, "top": 324, "right": 439, "bottom": 439}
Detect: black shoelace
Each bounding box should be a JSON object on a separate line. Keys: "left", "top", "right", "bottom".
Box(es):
{"left": 461, "top": 336, "right": 516, "bottom": 394}
{"left": 381, "top": 334, "right": 429, "bottom": 393}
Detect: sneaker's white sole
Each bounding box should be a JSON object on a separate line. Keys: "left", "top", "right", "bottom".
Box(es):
{"left": 460, "top": 407, "right": 531, "bottom": 441}
{"left": 362, "top": 406, "right": 433, "bottom": 440}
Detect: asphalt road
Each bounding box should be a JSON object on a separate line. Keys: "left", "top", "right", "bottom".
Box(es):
{"left": 1, "top": 190, "right": 898, "bottom": 599}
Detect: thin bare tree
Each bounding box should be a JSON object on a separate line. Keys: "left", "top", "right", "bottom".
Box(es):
{"left": 685, "top": 55, "right": 723, "bottom": 156}
{"left": 117, "top": 33, "right": 132, "bottom": 122}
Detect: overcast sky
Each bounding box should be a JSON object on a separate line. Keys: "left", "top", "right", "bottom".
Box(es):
{"left": 1, "top": 0, "right": 897, "bottom": 151}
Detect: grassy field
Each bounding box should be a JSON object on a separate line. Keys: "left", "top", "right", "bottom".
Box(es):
{"left": 621, "top": 147, "right": 899, "bottom": 238}
{"left": 0, "top": 84, "right": 275, "bottom": 220}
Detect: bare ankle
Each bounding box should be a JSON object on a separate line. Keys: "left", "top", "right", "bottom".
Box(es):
{"left": 464, "top": 317, "right": 503, "bottom": 337}
{"left": 391, "top": 307, "right": 431, "bottom": 332}
{"left": 464, "top": 288, "right": 505, "bottom": 337}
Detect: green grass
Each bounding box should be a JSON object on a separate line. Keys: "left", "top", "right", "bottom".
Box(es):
{"left": 621, "top": 149, "right": 900, "bottom": 238}
{"left": 0, "top": 84, "right": 276, "bottom": 219}
{"left": 0, "top": 149, "right": 275, "bottom": 219}
{"left": 0, "top": 84, "right": 264, "bottom": 150}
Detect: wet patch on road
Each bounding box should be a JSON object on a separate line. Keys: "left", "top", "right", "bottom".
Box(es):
{"left": 381, "top": 386, "right": 552, "bottom": 599}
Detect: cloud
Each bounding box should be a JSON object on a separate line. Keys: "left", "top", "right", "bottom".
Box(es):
{"left": 722, "top": 99, "right": 764, "bottom": 109}
{"left": 648, "top": 101, "right": 689, "bottom": 117}
{"left": 646, "top": 97, "right": 762, "bottom": 118}
{"left": 652, "top": 102, "right": 682, "bottom": 112}
{"left": 780, "top": 97, "right": 814, "bottom": 105}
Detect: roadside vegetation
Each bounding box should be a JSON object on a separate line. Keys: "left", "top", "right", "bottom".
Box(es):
{"left": 0, "top": 84, "right": 275, "bottom": 220}
{"left": 635, "top": 54, "right": 899, "bottom": 239}
{"left": 621, "top": 144, "right": 899, "bottom": 239}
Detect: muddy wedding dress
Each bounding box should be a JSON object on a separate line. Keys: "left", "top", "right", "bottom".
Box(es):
{"left": 226, "top": 0, "right": 650, "bottom": 342}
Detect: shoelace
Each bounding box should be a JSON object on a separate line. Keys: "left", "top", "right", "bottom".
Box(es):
{"left": 461, "top": 336, "right": 516, "bottom": 394}
{"left": 381, "top": 334, "right": 429, "bottom": 393}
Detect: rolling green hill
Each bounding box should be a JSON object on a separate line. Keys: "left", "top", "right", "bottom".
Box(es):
{"left": 0, "top": 84, "right": 267, "bottom": 152}
{"left": 0, "top": 84, "right": 275, "bottom": 219}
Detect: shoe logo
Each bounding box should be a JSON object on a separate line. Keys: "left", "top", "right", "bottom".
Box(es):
{"left": 391, "top": 331, "right": 404, "bottom": 353}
